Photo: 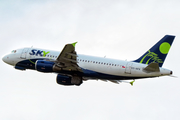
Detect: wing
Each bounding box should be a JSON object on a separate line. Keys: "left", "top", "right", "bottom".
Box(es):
{"left": 98, "top": 79, "right": 135, "bottom": 86}
{"left": 55, "top": 42, "right": 82, "bottom": 72}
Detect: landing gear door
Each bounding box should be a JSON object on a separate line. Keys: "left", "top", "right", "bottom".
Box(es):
{"left": 20, "top": 48, "right": 29, "bottom": 59}
{"left": 125, "top": 62, "right": 133, "bottom": 74}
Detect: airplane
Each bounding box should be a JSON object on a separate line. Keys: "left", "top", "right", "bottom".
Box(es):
{"left": 2, "top": 35, "right": 175, "bottom": 86}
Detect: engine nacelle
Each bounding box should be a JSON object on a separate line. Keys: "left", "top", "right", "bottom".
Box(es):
{"left": 35, "top": 60, "right": 55, "bottom": 72}
{"left": 56, "top": 74, "right": 83, "bottom": 86}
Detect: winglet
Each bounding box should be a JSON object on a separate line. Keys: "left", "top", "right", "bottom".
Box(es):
{"left": 130, "top": 80, "right": 135, "bottom": 86}
{"left": 72, "top": 42, "right": 77, "bottom": 47}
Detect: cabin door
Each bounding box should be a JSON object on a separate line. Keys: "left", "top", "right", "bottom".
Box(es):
{"left": 20, "top": 48, "right": 29, "bottom": 59}
{"left": 125, "top": 62, "right": 133, "bottom": 74}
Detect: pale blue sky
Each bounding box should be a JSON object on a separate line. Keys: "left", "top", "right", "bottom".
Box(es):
{"left": 0, "top": 1, "right": 180, "bottom": 120}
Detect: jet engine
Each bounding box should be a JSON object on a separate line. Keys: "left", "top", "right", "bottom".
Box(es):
{"left": 56, "top": 74, "right": 83, "bottom": 86}
{"left": 35, "top": 60, "right": 55, "bottom": 72}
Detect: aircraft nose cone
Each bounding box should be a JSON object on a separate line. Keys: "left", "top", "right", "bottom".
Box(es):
{"left": 2, "top": 55, "right": 7, "bottom": 63}
{"left": 2, "top": 54, "right": 15, "bottom": 66}
{"left": 2, "top": 55, "right": 10, "bottom": 64}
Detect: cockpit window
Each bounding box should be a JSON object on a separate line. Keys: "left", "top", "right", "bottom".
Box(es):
{"left": 11, "top": 50, "right": 17, "bottom": 53}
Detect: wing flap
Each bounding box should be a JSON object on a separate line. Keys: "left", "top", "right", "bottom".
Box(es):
{"left": 62, "top": 57, "right": 77, "bottom": 63}
{"left": 57, "top": 44, "right": 76, "bottom": 62}
{"left": 66, "top": 53, "right": 78, "bottom": 57}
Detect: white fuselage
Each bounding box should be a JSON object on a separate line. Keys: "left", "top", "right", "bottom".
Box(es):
{"left": 2, "top": 47, "right": 172, "bottom": 80}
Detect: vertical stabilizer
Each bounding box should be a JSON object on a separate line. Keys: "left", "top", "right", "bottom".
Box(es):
{"left": 133, "top": 35, "right": 175, "bottom": 67}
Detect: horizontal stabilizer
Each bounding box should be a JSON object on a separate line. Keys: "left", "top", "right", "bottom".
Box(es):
{"left": 143, "top": 62, "right": 160, "bottom": 73}
{"left": 169, "top": 75, "right": 178, "bottom": 78}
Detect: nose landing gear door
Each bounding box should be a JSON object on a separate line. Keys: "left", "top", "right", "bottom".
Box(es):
{"left": 20, "top": 48, "right": 29, "bottom": 59}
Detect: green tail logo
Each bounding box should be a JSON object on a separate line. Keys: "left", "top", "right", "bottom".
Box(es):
{"left": 140, "top": 50, "right": 163, "bottom": 64}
